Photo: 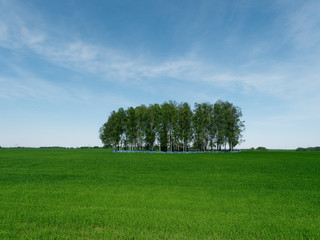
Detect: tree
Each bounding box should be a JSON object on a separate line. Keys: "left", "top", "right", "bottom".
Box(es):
{"left": 256, "top": 146, "right": 267, "bottom": 151}
{"left": 193, "top": 103, "right": 204, "bottom": 151}
{"left": 161, "top": 101, "right": 177, "bottom": 151}
{"left": 213, "top": 101, "right": 244, "bottom": 151}
{"left": 99, "top": 100, "right": 245, "bottom": 152}
{"left": 193, "top": 103, "right": 214, "bottom": 151}
{"left": 117, "top": 108, "right": 126, "bottom": 150}
{"left": 144, "top": 104, "right": 159, "bottom": 150}
{"left": 99, "top": 109, "right": 125, "bottom": 150}
{"left": 99, "top": 117, "right": 112, "bottom": 148}
{"left": 221, "top": 101, "right": 245, "bottom": 151}
{"left": 148, "top": 103, "right": 162, "bottom": 151}
{"left": 176, "top": 102, "right": 193, "bottom": 151}
{"left": 125, "top": 107, "right": 137, "bottom": 150}
{"left": 135, "top": 105, "right": 148, "bottom": 150}
{"left": 213, "top": 101, "right": 226, "bottom": 151}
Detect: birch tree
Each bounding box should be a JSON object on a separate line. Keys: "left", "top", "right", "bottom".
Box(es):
{"left": 100, "top": 100, "right": 244, "bottom": 152}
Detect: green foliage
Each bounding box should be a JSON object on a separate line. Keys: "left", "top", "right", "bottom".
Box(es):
{"left": 100, "top": 100, "right": 245, "bottom": 151}
{"left": 256, "top": 146, "right": 268, "bottom": 151}
{"left": 248, "top": 147, "right": 268, "bottom": 151}
{"left": 176, "top": 102, "right": 193, "bottom": 151}
{"left": 193, "top": 102, "right": 214, "bottom": 151}
{"left": 160, "top": 101, "right": 177, "bottom": 151}
{"left": 1, "top": 149, "right": 320, "bottom": 239}
{"left": 296, "top": 146, "right": 320, "bottom": 151}
{"left": 125, "top": 107, "right": 137, "bottom": 150}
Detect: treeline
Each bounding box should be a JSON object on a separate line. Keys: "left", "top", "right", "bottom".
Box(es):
{"left": 248, "top": 147, "right": 268, "bottom": 151}
{"left": 39, "top": 146, "right": 101, "bottom": 149}
{"left": 99, "top": 100, "right": 245, "bottom": 152}
{"left": 296, "top": 147, "right": 320, "bottom": 152}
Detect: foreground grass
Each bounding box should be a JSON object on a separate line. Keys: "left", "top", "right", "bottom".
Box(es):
{"left": 0, "top": 149, "right": 319, "bottom": 239}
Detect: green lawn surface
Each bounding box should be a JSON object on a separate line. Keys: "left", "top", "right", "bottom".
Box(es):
{"left": 0, "top": 149, "right": 319, "bottom": 239}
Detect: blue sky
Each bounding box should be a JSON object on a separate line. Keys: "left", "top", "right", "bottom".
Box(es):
{"left": 1, "top": 0, "right": 319, "bottom": 149}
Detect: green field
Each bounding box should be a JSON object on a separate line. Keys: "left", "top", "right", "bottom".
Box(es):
{"left": 1, "top": 149, "right": 319, "bottom": 239}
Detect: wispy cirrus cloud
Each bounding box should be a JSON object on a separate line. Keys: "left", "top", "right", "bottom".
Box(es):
{"left": 284, "top": 1, "right": 320, "bottom": 51}
{"left": 1, "top": 0, "right": 320, "bottom": 149}
{"left": 0, "top": 75, "right": 62, "bottom": 100}
{"left": 1, "top": 0, "right": 320, "bottom": 108}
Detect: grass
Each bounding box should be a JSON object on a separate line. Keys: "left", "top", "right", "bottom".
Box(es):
{"left": 0, "top": 148, "right": 319, "bottom": 239}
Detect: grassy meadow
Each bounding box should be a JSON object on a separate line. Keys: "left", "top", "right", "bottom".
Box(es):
{"left": 0, "top": 148, "right": 319, "bottom": 239}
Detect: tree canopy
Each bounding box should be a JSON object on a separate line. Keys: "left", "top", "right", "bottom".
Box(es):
{"left": 99, "top": 100, "right": 245, "bottom": 151}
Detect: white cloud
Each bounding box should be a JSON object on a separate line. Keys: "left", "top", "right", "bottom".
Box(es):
{"left": 20, "top": 27, "right": 46, "bottom": 46}
{"left": 286, "top": 1, "right": 320, "bottom": 50}
{"left": 0, "top": 21, "right": 8, "bottom": 41}
{"left": 0, "top": 75, "right": 68, "bottom": 101}
{"left": 1, "top": 0, "right": 320, "bottom": 112}
{"left": 1, "top": 0, "right": 320, "bottom": 149}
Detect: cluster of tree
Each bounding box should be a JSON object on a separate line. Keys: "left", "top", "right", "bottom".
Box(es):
{"left": 38, "top": 146, "right": 101, "bottom": 149}
{"left": 39, "top": 146, "right": 67, "bottom": 149}
{"left": 99, "top": 100, "right": 245, "bottom": 152}
{"left": 296, "top": 147, "right": 320, "bottom": 152}
{"left": 248, "top": 147, "right": 268, "bottom": 151}
{"left": 78, "top": 146, "right": 101, "bottom": 149}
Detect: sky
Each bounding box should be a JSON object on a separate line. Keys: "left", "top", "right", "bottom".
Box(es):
{"left": 1, "top": 0, "right": 320, "bottom": 149}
